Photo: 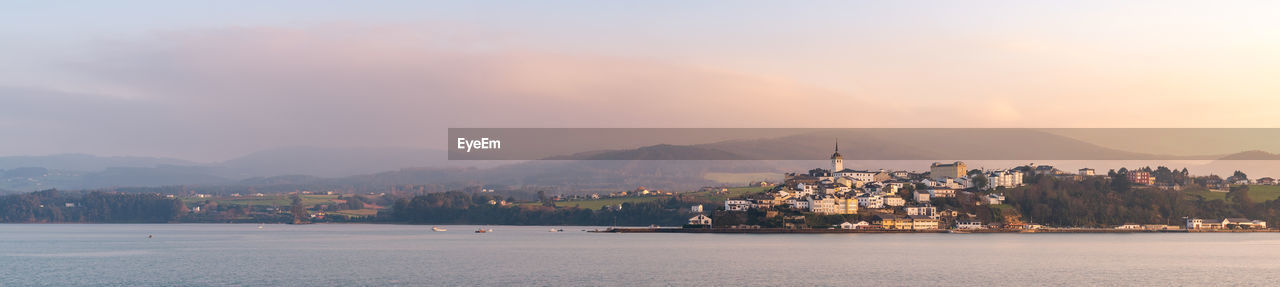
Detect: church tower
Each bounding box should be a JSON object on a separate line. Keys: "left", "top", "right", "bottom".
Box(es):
{"left": 830, "top": 140, "right": 843, "bottom": 172}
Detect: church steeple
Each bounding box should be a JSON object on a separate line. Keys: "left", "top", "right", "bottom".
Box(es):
{"left": 830, "top": 139, "right": 843, "bottom": 172}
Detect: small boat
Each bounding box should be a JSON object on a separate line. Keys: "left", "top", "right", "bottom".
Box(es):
{"left": 549, "top": 228, "right": 564, "bottom": 232}
{"left": 475, "top": 228, "right": 491, "bottom": 233}
{"left": 258, "top": 224, "right": 264, "bottom": 229}
{"left": 432, "top": 226, "right": 447, "bottom": 232}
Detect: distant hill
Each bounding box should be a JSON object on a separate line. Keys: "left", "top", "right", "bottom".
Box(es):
{"left": 702, "top": 129, "right": 1168, "bottom": 160}
{"left": 0, "top": 147, "right": 506, "bottom": 191}
{"left": 75, "top": 166, "right": 231, "bottom": 188}
{"left": 547, "top": 144, "right": 749, "bottom": 160}
{"left": 217, "top": 146, "right": 454, "bottom": 178}
{"left": 535, "top": 129, "right": 1175, "bottom": 161}
{"left": 3, "top": 129, "right": 1277, "bottom": 193}
{"left": 1218, "top": 150, "right": 1280, "bottom": 160}
{"left": 0, "top": 154, "right": 197, "bottom": 171}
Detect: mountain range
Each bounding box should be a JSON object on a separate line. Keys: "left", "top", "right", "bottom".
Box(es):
{"left": 2, "top": 129, "right": 1278, "bottom": 193}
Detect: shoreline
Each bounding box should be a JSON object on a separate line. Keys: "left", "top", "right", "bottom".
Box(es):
{"left": 595, "top": 227, "right": 1280, "bottom": 234}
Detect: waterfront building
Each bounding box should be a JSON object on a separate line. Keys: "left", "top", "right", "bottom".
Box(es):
{"left": 906, "top": 215, "right": 939, "bottom": 230}
{"left": 1186, "top": 218, "right": 1223, "bottom": 229}
{"left": 1224, "top": 218, "right": 1267, "bottom": 229}
{"left": 840, "top": 221, "right": 869, "bottom": 230}
{"left": 688, "top": 215, "right": 712, "bottom": 226}
{"left": 873, "top": 214, "right": 904, "bottom": 229}
{"left": 1115, "top": 224, "right": 1141, "bottom": 230}
{"left": 956, "top": 220, "right": 985, "bottom": 229}
{"left": 1184, "top": 218, "right": 1266, "bottom": 229}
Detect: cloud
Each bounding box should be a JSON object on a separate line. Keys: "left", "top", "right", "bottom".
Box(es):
{"left": 4, "top": 25, "right": 907, "bottom": 160}
{"left": 9, "top": 22, "right": 1277, "bottom": 161}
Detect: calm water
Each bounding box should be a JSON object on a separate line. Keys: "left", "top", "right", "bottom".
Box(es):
{"left": 2, "top": 224, "right": 1280, "bottom": 286}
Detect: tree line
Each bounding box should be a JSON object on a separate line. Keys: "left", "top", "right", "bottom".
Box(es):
{"left": 390, "top": 191, "right": 692, "bottom": 226}
{"left": 0, "top": 189, "right": 185, "bottom": 223}
{"left": 999, "top": 172, "right": 1280, "bottom": 227}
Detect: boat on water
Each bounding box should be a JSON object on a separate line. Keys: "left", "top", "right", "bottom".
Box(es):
{"left": 475, "top": 228, "right": 493, "bottom": 233}
{"left": 549, "top": 228, "right": 564, "bottom": 232}
{"left": 432, "top": 226, "right": 447, "bottom": 232}
{"left": 257, "top": 224, "right": 264, "bottom": 229}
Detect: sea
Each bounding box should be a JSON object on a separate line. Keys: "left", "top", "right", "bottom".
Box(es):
{"left": 2, "top": 224, "right": 1279, "bottom": 286}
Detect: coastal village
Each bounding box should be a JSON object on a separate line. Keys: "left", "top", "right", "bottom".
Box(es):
{"left": 675, "top": 143, "right": 1272, "bottom": 232}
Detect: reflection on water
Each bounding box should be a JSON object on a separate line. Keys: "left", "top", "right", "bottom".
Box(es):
{"left": 2, "top": 224, "right": 1280, "bottom": 286}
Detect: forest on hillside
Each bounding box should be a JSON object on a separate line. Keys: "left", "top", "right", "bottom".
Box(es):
{"left": 0, "top": 189, "right": 185, "bottom": 223}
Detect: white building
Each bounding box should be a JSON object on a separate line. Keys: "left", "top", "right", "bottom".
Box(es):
{"left": 1115, "top": 224, "right": 1141, "bottom": 230}
{"left": 807, "top": 196, "right": 857, "bottom": 215}
{"left": 857, "top": 194, "right": 885, "bottom": 209}
{"left": 906, "top": 215, "right": 940, "bottom": 230}
{"left": 956, "top": 220, "right": 985, "bottom": 229}
{"left": 690, "top": 205, "right": 703, "bottom": 213}
{"left": 983, "top": 193, "right": 1005, "bottom": 205}
{"left": 1184, "top": 218, "right": 1269, "bottom": 229}
{"left": 808, "top": 197, "right": 836, "bottom": 214}
{"left": 725, "top": 199, "right": 752, "bottom": 211}
{"left": 985, "top": 170, "right": 1024, "bottom": 189}
{"left": 835, "top": 169, "right": 879, "bottom": 182}
{"left": 840, "top": 221, "right": 870, "bottom": 230}
{"left": 688, "top": 214, "right": 712, "bottom": 226}
{"left": 905, "top": 204, "right": 938, "bottom": 218}
{"left": 788, "top": 198, "right": 811, "bottom": 210}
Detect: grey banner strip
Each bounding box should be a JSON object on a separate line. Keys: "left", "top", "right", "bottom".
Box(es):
{"left": 447, "top": 128, "right": 1280, "bottom": 160}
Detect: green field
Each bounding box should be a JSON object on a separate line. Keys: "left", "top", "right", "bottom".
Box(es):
{"left": 680, "top": 186, "right": 769, "bottom": 203}
{"left": 1185, "top": 185, "right": 1280, "bottom": 202}
{"left": 182, "top": 194, "right": 344, "bottom": 207}
{"left": 329, "top": 209, "right": 379, "bottom": 217}
{"left": 549, "top": 186, "right": 771, "bottom": 210}
{"left": 552, "top": 196, "right": 671, "bottom": 210}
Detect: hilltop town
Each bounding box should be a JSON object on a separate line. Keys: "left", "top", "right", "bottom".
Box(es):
{"left": 680, "top": 143, "right": 1273, "bottom": 232}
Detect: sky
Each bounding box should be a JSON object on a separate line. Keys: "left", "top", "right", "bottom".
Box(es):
{"left": 2, "top": 1, "right": 1280, "bottom": 162}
